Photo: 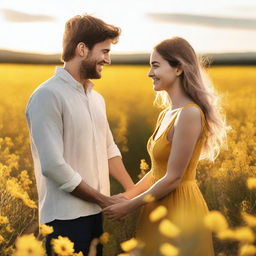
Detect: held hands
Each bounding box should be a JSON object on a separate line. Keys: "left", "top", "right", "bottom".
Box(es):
{"left": 98, "top": 193, "right": 128, "bottom": 209}
{"left": 103, "top": 201, "right": 131, "bottom": 220}
{"left": 103, "top": 195, "right": 134, "bottom": 221}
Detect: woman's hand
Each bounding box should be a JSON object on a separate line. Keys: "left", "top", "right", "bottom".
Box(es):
{"left": 102, "top": 200, "right": 134, "bottom": 221}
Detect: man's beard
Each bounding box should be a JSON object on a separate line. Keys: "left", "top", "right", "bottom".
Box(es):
{"left": 79, "top": 58, "right": 102, "bottom": 80}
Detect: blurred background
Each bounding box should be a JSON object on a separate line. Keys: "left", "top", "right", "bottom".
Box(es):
{"left": 0, "top": 0, "right": 256, "bottom": 64}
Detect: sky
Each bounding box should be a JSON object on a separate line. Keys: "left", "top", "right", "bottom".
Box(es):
{"left": 0, "top": 0, "right": 256, "bottom": 54}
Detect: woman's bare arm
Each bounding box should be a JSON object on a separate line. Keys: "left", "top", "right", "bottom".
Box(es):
{"left": 122, "top": 170, "right": 152, "bottom": 199}
{"left": 103, "top": 106, "right": 203, "bottom": 219}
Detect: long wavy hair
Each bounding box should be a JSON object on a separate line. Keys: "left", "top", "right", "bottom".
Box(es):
{"left": 153, "top": 37, "right": 230, "bottom": 162}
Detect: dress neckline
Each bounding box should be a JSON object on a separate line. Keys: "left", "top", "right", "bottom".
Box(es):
{"left": 151, "top": 103, "right": 201, "bottom": 143}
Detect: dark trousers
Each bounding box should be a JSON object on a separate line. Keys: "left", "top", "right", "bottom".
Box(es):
{"left": 45, "top": 213, "right": 103, "bottom": 256}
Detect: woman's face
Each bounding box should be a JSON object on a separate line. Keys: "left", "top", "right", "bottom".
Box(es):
{"left": 148, "top": 50, "right": 180, "bottom": 91}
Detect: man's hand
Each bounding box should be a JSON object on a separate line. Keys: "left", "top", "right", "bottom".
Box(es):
{"left": 99, "top": 193, "right": 128, "bottom": 209}
{"left": 103, "top": 200, "right": 134, "bottom": 220}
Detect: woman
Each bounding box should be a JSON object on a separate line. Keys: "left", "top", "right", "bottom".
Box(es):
{"left": 103, "top": 37, "right": 229, "bottom": 256}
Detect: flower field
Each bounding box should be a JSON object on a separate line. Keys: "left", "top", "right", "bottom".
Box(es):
{"left": 0, "top": 64, "right": 255, "bottom": 255}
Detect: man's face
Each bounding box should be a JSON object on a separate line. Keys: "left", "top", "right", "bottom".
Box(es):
{"left": 80, "top": 39, "right": 112, "bottom": 79}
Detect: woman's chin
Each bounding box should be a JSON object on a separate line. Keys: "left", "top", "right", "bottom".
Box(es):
{"left": 153, "top": 85, "right": 163, "bottom": 91}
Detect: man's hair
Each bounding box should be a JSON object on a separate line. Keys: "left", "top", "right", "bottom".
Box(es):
{"left": 61, "top": 14, "right": 121, "bottom": 62}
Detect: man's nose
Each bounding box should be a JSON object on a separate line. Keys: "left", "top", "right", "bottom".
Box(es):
{"left": 104, "top": 55, "right": 111, "bottom": 65}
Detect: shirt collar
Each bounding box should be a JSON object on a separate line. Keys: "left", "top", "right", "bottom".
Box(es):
{"left": 55, "top": 66, "right": 94, "bottom": 94}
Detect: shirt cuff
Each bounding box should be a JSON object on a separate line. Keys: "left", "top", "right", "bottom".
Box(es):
{"left": 59, "top": 172, "right": 82, "bottom": 192}
{"left": 107, "top": 144, "right": 122, "bottom": 159}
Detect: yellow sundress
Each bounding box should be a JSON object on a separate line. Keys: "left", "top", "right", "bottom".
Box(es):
{"left": 135, "top": 103, "right": 215, "bottom": 256}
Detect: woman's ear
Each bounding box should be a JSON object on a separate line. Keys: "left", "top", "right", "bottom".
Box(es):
{"left": 76, "top": 42, "right": 89, "bottom": 58}
{"left": 176, "top": 65, "right": 183, "bottom": 76}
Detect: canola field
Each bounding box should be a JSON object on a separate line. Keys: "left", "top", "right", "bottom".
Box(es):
{"left": 0, "top": 64, "right": 256, "bottom": 256}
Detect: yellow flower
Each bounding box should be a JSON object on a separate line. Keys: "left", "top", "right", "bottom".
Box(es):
{"left": 0, "top": 235, "right": 5, "bottom": 244}
{"left": 217, "top": 229, "right": 236, "bottom": 240}
{"left": 143, "top": 194, "right": 155, "bottom": 203}
{"left": 241, "top": 212, "right": 256, "bottom": 227}
{"left": 18, "top": 170, "right": 33, "bottom": 191}
{"left": 239, "top": 244, "right": 256, "bottom": 256}
{"left": 120, "top": 238, "right": 138, "bottom": 252}
{"left": 241, "top": 201, "right": 250, "bottom": 212}
{"left": 234, "top": 227, "right": 255, "bottom": 244}
{"left": 159, "top": 243, "right": 179, "bottom": 256}
{"left": 204, "top": 211, "right": 228, "bottom": 233}
{"left": 99, "top": 232, "right": 110, "bottom": 244}
{"left": 6, "top": 225, "right": 14, "bottom": 233}
{"left": 138, "top": 159, "right": 150, "bottom": 179}
{"left": 247, "top": 178, "right": 256, "bottom": 190}
{"left": 159, "top": 219, "right": 180, "bottom": 238}
{"left": 0, "top": 215, "right": 9, "bottom": 224}
{"left": 14, "top": 234, "right": 45, "bottom": 256}
{"left": 39, "top": 224, "right": 54, "bottom": 236}
{"left": 149, "top": 206, "right": 167, "bottom": 222}
{"left": 73, "top": 252, "right": 84, "bottom": 256}
{"left": 51, "top": 236, "right": 75, "bottom": 256}
{"left": 140, "top": 159, "right": 149, "bottom": 171}
{"left": 4, "top": 246, "right": 15, "bottom": 255}
{"left": 6, "top": 178, "right": 37, "bottom": 209}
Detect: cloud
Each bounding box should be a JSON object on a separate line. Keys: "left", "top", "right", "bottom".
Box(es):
{"left": 1, "top": 9, "right": 55, "bottom": 22}
{"left": 147, "top": 13, "right": 256, "bottom": 30}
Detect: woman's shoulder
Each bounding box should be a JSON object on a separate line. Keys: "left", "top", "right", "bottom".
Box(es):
{"left": 176, "top": 103, "right": 206, "bottom": 132}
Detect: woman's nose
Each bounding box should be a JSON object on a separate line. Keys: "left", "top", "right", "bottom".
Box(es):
{"left": 148, "top": 69, "right": 154, "bottom": 77}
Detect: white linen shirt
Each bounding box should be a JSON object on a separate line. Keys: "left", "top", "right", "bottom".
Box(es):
{"left": 25, "top": 67, "right": 121, "bottom": 224}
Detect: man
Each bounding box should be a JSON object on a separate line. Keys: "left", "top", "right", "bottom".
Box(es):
{"left": 25, "top": 14, "right": 134, "bottom": 256}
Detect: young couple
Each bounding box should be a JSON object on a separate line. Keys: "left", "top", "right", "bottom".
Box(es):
{"left": 26, "top": 14, "right": 227, "bottom": 256}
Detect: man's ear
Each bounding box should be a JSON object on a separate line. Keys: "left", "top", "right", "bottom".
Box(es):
{"left": 76, "top": 42, "right": 89, "bottom": 58}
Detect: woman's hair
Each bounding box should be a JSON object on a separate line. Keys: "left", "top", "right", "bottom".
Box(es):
{"left": 154, "top": 37, "right": 230, "bottom": 162}
{"left": 61, "top": 14, "right": 121, "bottom": 62}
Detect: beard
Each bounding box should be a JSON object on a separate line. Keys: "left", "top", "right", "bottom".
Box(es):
{"left": 79, "top": 58, "right": 103, "bottom": 80}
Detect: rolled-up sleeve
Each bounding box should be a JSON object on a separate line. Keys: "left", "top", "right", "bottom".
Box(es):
{"left": 106, "top": 122, "right": 122, "bottom": 159}
{"left": 25, "top": 88, "right": 82, "bottom": 192}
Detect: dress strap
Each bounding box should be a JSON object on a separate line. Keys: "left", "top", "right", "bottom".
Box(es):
{"left": 179, "top": 103, "right": 206, "bottom": 132}
{"left": 161, "top": 103, "right": 206, "bottom": 139}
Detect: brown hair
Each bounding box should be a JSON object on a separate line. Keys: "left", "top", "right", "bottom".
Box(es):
{"left": 61, "top": 14, "right": 121, "bottom": 62}
{"left": 154, "top": 37, "right": 230, "bottom": 161}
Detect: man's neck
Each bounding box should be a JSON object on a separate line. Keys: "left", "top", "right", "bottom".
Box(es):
{"left": 63, "top": 62, "right": 88, "bottom": 90}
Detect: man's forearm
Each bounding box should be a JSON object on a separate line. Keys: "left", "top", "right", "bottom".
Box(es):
{"left": 71, "top": 180, "right": 107, "bottom": 208}
{"left": 108, "top": 156, "right": 134, "bottom": 190}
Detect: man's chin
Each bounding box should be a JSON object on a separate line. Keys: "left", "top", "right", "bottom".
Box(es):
{"left": 93, "top": 72, "right": 101, "bottom": 79}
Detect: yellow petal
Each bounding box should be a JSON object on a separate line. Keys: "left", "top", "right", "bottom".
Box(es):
{"left": 149, "top": 206, "right": 167, "bottom": 222}
{"left": 159, "top": 243, "right": 179, "bottom": 256}
{"left": 247, "top": 178, "right": 256, "bottom": 190}
{"left": 241, "top": 212, "right": 256, "bottom": 227}
{"left": 234, "top": 227, "right": 255, "bottom": 243}
{"left": 159, "top": 219, "right": 180, "bottom": 238}
{"left": 143, "top": 194, "right": 155, "bottom": 203}
{"left": 240, "top": 244, "right": 256, "bottom": 256}
{"left": 120, "top": 238, "right": 138, "bottom": 252}
{"left": 204, "top": 211, "right": 228, "bottom": 233}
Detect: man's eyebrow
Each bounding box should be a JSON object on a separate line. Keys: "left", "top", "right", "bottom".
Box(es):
{"left": 103, "top": 49, "right": 110, "bottom": 52}
{"left": 151, "top": 61, "right": 160, "bottom": 65}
